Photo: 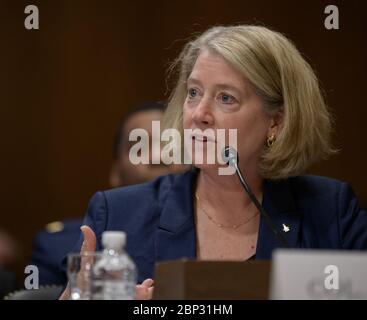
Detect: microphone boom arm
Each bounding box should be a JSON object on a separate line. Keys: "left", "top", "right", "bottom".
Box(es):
{"left": 233, "top": 161, "right": 290, "bottom": 248}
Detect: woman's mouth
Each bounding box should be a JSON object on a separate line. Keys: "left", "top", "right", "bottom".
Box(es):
{"left": 193, "top": 135, "right": 208, "bottom": 142}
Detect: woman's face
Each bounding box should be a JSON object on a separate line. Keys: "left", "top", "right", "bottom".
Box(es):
{"left": 183, "top": 50, "right": 277, "bottom": 174}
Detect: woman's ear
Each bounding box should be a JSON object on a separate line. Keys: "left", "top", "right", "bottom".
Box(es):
{"left": 268, "top": 108, "right": 284, "bottom": 136}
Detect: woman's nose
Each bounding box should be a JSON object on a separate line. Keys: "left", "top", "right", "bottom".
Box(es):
{"left": 192, "top": 98, "right": 214, "bottom": 126}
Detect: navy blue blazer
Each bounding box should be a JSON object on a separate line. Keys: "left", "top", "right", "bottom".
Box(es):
{"left": 71, "top": 169, "right": 367, "bottom": 283}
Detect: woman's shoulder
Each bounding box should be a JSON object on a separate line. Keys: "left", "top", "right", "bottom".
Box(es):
{"left": 286, "top": 175, "right": 367, "bottom": 249}
{"left": 288, "top": 175, "right": 350, "bottom": 194}
{"left": 83, "top": 169, "right": 196, "bottom": 241}
{"left": 285, "top": 175, "right": 358, "bottom": 210}
{"left": 101, "top": 169, "right": 195, "bottom": 207}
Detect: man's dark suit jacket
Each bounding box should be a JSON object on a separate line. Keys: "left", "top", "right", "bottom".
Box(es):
{"left": 68, "top": 169, "right": 367, "bottom": 284}
{"left": 31, "top": 219, "right": 83, "bottom": 285}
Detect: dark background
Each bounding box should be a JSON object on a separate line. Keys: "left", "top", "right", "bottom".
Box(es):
{"left": 0, "top": 0, "right": 366, "bottom": 280}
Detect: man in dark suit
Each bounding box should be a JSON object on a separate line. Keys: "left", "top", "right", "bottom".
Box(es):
{"left": 30, "top": 102, "right": 183, "bottom": 286}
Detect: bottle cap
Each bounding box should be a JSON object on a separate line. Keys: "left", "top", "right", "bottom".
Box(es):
{"left": 102, "top": 231, "right": 126, "bottom": 249}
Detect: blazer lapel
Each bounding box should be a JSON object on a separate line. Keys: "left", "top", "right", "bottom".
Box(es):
{"left": 155, "top": 169, "right": 198, "bottom": 262}
{"left": 256, "top": 179, "right": 301, "bottom": 259}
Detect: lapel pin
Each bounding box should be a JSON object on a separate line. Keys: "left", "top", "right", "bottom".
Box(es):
{"left": 282, "top": 223, "right": 290, "bottom": 233}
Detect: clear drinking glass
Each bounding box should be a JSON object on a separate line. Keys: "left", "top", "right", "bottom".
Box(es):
{"left": 67, "top": 252, "right": 102, "bottom": 300}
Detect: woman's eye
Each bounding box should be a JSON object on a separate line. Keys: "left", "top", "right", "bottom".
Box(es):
{"left": 219, "top": 93, "right": 236, "bottom": 104}
{"left": 188, "top": 88, "right": 198, "bottom": 98}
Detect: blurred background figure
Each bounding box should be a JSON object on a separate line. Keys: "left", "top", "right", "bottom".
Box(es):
{"left": 0, "top": 230, "right": 18, "bottom": 269}
{"left": 29, "top": 101, "right": 185, "bottom": 286}
{"left": 109, "top": 101, "right": 178, "bottom": 187}
{"left": 0, "top": 230, "right": 18, "bottom": 298}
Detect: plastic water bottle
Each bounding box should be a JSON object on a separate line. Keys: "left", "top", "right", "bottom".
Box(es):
{"left": 91, "top": 231, "right": 137, "bottom": 300}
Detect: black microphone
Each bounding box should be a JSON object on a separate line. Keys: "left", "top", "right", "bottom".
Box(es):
{"left": 222, "top": 146, "right": 290, "bottom": 248}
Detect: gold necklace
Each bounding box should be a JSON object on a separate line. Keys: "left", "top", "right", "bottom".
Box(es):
{"left": 195, "top": 194, "right": 259, "bottom": 230}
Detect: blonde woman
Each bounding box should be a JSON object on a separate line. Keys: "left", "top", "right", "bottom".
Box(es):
{"left": 61, "top": 25, "right": 367, "bottom": 299}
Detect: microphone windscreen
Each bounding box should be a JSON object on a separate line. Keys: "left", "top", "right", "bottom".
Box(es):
{"left": 221, "top": 146, "right": 238, "bottom": 166}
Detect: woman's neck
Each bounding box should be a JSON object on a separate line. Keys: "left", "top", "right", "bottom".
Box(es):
{"left": 195, "top": 165, "right": 263, "bottom": 214}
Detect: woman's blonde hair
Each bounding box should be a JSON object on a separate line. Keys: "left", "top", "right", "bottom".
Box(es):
{"left": 163, "top": 25, "right": 335, "bottom": 179}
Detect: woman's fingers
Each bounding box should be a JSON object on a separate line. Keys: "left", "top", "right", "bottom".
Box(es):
{"left": 141, "top": 278, "right": 154, "bottom": 288}
{"left": 77, "top": 225, "right": 97, "bottom": 296}
{"left": 80, "top": 225, "right": 97, "bottom": 253}
{"left": 59, "top": 283, "right": 71, "bottom": 300}
{"left": 80, "top": 225, "right": 97, "bottom": 271}
{"left": 59, "top": 225, "right": 96, "bottom": 300}
{"left": 135, "top": 278, "right": 154, "bottom": 300}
